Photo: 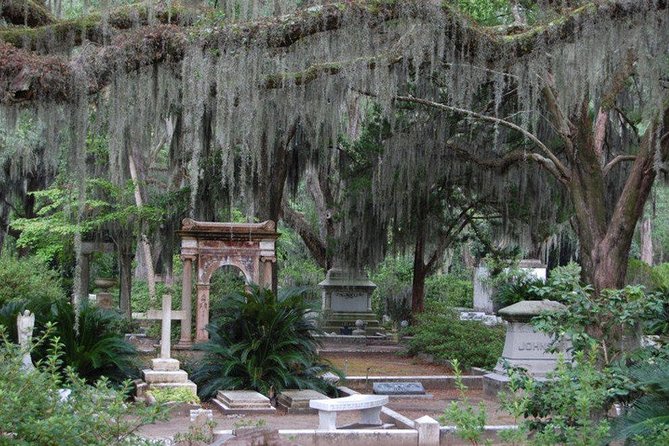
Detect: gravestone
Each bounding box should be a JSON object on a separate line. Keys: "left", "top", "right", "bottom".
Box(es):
{"left": 473, "top": 259, "right": 547, "bottom": 314}
{"left": 484, "top": 299, "right": 571, "bottom": 396}
{"left": 277, "top": 389, "right": 329, "bottom": 414}
{"left": 17, "top": 310, "right": 35, "bottom": 372}
{"left": 372, "top": 382, "right": 426, "bottom": 395}
{"left": 319, "top": 268, "right": 384, "bottom": 335}
{"left": 140, "top": 295, "right": 197, "bottom": 397}
{"left": 213, "top": 390, "right": 276, "bottom": 414}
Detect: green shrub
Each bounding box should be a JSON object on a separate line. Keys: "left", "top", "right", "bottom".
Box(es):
{"left": 406, "top": 301, "right": 504, "bottom": 369}
{"left": 651, "top": 263, "right": 669, "bottom": 290}
{"left": 425, "top": 274, "right": 473, "bottom": 308}
{"left": 40, "top": 299, "right": 139, "bottom": 384}
{"left": 0, "top": 325, "right": 166, "bottom": 445}
{"left": 609, "top": 353, "right": 669, "bottom": 444}
{"left": 147, "top": 387, "right": 200, "bottom": 405}
{"left": 371, "top": 255, "right": 413, "bottom": 317}
{"left": 192, "top": 286, "right": 340, "bottom": 399}
{"left": 0, "top": 254, "right": 64, "bottom": 309}
{"left": 627, "top": 258, "right": 655, "bottom": 288}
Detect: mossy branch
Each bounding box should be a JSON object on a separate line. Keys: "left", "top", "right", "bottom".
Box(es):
{"left": 0, "top": 0, "right": 665, "bottom": 105}
{"left": 0, "top": 3, "right": 191, "bottom": 51}
{"left": 1, "top": 0, "right": 54, "bottom": 27}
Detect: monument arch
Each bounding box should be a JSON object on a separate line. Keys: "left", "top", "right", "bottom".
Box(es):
{"left": 176, "top": 219, "right": 279, "bottom": 345}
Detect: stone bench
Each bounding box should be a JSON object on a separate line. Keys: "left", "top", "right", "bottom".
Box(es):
{"left": 309, "top": 394, "right": 389, "bottom": 430}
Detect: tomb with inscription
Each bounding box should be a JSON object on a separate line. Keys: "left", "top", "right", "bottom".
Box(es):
{"left": 319, "top": 268, "right": 384, "bottom": 335}
{"left": 483, "top": 299, "right": 571, "bottom": 396}
{"left": 372, "top": 382, "right": 426, "bottom": 396}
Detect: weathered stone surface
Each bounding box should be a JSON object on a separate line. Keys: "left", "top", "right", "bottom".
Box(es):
{"left": 278, "top": 389, "right": 329, "bottom": 414}
{"left": 415, "top": 415, "right": 440, "bottom": 446}
{"left": 498, "top": 299, "right": 565, "bottom": 322}
{"left": 152, "top": 358, "right": 180, "bottom": 371}
{"left": 17, "top": 310, "right": 35, "bottom": 372}
{"left": 372, "top": 382, "right": 425, "bottom": 395}
{"left": 143, "top": 369, "right": 188, "bottom": 383}
{"left": 310, "top": 394, "right": 388, "bottom": 430}
{"left": 493, "top": 299, "right": 570, "bottom": 377}
{"left": 213, "top": 390, "right": 276, "bottom": 414}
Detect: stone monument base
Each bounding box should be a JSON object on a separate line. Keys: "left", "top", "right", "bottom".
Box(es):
{"left": 320, "top": 311, "right": 385, "bottom": 336}
{"left": 140, "top": 358, "right": 197, "bottom": 396}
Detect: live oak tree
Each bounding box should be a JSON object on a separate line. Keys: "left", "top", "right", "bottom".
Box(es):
{"left": 0, "top": 0, "right": 667, "bottom": 304}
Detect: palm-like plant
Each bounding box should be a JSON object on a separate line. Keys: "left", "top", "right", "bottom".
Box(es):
{"left": 192, "top": 286, "right": 339, "bottom": 399}
{"left": 43, "top": 299, "right": 139, "bottom": 384}
{"left": 609, "top": 356, "right": 669, "bottom": 443}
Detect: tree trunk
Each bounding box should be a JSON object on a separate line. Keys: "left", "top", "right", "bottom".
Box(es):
{"left": 118, "top": 250, "right": 133, "bottom": 319}
{"left": 640, "top": 217, "right": 653, "bottom": 266}
{"left": 411, "top": 220, "right": 427, "bottom": 314}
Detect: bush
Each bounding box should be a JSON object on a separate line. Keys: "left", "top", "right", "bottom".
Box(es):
{"left": 609, "top": 353, "right": 669, "bottom": 444}
{"left": 0, "top": 325, "right": 166, "bottom": 445}
{"left": 0, "top": 254, "right": 64, "bottom": 309}
{"left": 371, "top": 255, "right": 413, "bottom": 317}
{"left": 40, "top": 299, "right": 139, "bottom": 384}
{"left": 425, "top": 274, "right": 473, "bottom": 308}
{"left": 192, "top": 286, "right": 340, "bottom": 399}
{"left": 406, "top": 301, "right": 504, "bottom": 369}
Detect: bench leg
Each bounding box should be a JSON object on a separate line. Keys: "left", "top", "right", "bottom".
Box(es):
{"left": 360, "top": 407, "right": 382, "bottom": 426}
{"left": 318, "top": 411, "right": 338, "bottom": 430}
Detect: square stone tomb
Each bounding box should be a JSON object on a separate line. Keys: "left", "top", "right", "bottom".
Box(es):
{"left": 278, "top": 389, "right": 329, "bottom": 414}
{"left": 213, "top": 390, "right": 276, "bottom": 414}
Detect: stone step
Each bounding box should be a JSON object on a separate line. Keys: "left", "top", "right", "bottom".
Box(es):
{"left": 152, "top": 358, "right": 181, "bottom": 371}
{"left": 149, "top": 381, "right": 198, "bottom": 394}
{"left": 143, "top": 369, "right": 189, "bottom": 384}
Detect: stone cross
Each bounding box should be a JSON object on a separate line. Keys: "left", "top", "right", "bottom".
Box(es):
{"left": 161, "top": 294, "right": 172, "bottom": 359}
{"left": 17, "top": 310, "right": 35, "bottom": 371}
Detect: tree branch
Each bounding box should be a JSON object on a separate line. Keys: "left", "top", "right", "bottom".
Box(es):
{"left": 603, "top": 155, "right": 637, "bottom": 176}
{"left": 280, "top": 203, "right": 327, "bottom": 270}
{"left": 397, "top": 94, "right": 571, "bottom": 183}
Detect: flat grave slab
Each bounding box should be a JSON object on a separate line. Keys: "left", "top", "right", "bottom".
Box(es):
{"left": 278, "top": 389, "right": 329, "bottom": 414}
{"left": 372, "top": 382, "right": 426, "bottom": 396}
{"left": 213, "top": 390, "right": 276, "bottom": 414}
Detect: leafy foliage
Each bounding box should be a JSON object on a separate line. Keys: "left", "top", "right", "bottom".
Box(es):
{"left": 609, "top": 353, "right": 669, "bottom": 444}
{"left": 191, "top": 286, "right": 339, "bottom": 399}
{"left": 0, "top": 254, "right": 64, "bottom": 309}
{"left": 531, "top": 264, "right": 665, "bottom": 364}
{"left": 440, "top": 359, "right": 490, "bottom": 445}
{"left": 41, "top": 299, "right": 139, "bottom": 384}
{"left": 425, "top": 274, "right": 473, "bottom": 308}
{"left": 147, "top": 387, "right": 200, "bottom": 405}
{"left": 0, "top": 324, "right": 166, "bottom": 445}
{"left": 406, "top": 301, "right": 504, "bottom": 369}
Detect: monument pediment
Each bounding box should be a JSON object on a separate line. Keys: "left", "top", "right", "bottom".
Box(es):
{"left": 178, "top": 218, "right": 279, "bottom": 241}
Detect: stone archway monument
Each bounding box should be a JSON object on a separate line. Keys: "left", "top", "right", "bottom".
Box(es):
{"left": 176, "top": 218, "right": 279, "bottom": 346}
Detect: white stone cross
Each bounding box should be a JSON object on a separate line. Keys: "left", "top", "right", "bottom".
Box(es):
{"left": 160, "top": 294, "right": 172, "bottom": 359}
{"left": 17, "top": 310, "right": 35, "bottom": 371}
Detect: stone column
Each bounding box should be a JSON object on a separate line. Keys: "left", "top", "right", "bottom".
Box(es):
{"left": 260, "top": 256, "right": 274, "bottom": 289}
{"left": 176, "top": 255, "right": 194, "bottom": 348}
{"left": 160, "top": 295, "right": 172, "bottom": 359}
{"left": 195, "top": 283, "right": 210, "bottom": 342}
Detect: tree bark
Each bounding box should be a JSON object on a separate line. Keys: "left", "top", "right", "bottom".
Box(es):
{"left": 411, "top": 220, "right": 427, "bottom": 314}
{"left": 640, "top": 217, "right": 653, "bottom": 266}
{"left": 117, "top": 240, "right": 134, "bottom": 319}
